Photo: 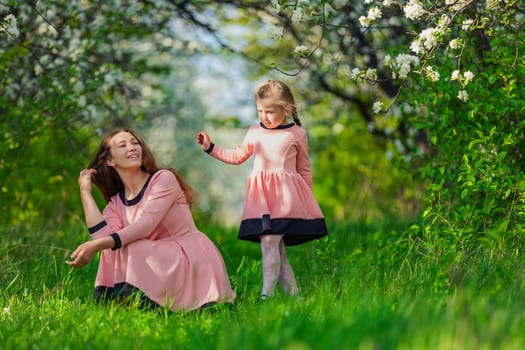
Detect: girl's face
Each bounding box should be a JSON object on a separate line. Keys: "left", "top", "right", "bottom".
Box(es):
{"left": 256, "top": 98, "right": 287, "bottom": 129}
{"left": 106, "top": 131, "right": 143, "bottom": 169}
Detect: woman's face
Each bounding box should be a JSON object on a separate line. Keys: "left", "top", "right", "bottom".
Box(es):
{"left": 256, "top": 98, "right": 287, "bottom": 129}
{"left": 106, "top": 131, "right": 143, "bottom": 169}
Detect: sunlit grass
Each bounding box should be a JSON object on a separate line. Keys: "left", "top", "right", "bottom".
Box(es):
{"left": 1, "top": 220, "right": 525, "bottom": 349}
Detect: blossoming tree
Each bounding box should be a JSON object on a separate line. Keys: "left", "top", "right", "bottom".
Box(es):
{"left": 1, "top": 0, "right": 523, "bottom": 246}
{"left": 258, "top": 0, "right": 525, "bottom": 245}
{"left": 166, "top": 0, "right": 523, "bottom": 244}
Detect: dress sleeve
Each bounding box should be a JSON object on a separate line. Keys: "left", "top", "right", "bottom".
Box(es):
{"left": 296, "top": 130, "right": 313, "bottom": 190}
{"left": 89, "top": 200, "right": 123, "bottom": 240}
{"left": 115, "top": 170, "right": 181, "bottom": 247}
{"left": 89, "top": 170, "right": 181, "bottom": 248}
{"left": 207, "top": 127, "right": 254, "bottom": 165}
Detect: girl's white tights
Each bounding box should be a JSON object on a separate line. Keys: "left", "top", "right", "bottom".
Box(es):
{"left": 260, "top": 234, "right": 298, "bottom": 298}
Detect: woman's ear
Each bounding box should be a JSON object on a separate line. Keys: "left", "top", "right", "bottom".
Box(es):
{"left": 106, "top": 158, "right": 115, "bottom": 167}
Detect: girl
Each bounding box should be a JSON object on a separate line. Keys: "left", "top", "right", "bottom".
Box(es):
{"left": 67, "top": 128, "right": 235, "bottom": 311}
{"left": 197, "top": 79, "right": 328, "bottom": 299}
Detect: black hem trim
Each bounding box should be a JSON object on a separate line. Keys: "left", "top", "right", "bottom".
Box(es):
{"left": 205, "top": 143, "right": 215, "bottom": 154}
{"left": 239, "top": 217, "right": 328, "bottom": 246}
{"left": 88, "top": 221, "right": 107, "bottom": 234}
{"left": 94, "top": 283, "right": 161, "bottom": 310}
{"left": 94, "top": 284, "right": 221, "bottom": 313}
{"left": 110, "top": 233, "right": 122, "bottom": 250}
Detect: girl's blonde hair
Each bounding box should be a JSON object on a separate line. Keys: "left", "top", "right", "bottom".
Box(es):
{"left": 255, "top": 80, "right": 302, "bottom": 126}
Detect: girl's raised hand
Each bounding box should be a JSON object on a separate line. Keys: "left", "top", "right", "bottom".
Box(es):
{"left": 196, "top": 131, "right": 211, "bottom": 151}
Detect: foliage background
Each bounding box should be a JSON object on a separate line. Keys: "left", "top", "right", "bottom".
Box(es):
{"left": 1, "top": 1, "right": 525, "bottom": 348}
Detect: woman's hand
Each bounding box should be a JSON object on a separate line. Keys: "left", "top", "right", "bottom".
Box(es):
{"left": 66, "top": 240, "right": 100, "bottom": 268}
{"left": 196, "top": 131, "right": 211, "bottom": 151}
{"left": 78, "top": 168, "right": 97, "bottom": 193}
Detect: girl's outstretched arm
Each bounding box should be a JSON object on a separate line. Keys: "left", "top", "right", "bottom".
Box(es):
{"left": 197, "top": 130, "right": 254, "bottom": 165}
{"left": 196, "top": 131, "right": 211, "bottom": 151}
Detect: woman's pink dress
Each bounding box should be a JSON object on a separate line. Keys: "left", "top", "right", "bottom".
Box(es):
{"left": 206, "top": 123, "right": 328, "bottom": 246}
{"left": 88, "top": 169, "right": 235, "bottom": 311}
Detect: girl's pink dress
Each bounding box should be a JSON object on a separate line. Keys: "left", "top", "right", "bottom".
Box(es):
{"left": 88, "top": 169, "right": 235, "bottom": 311}
{"left": 206, "top": 123, "right": 328, "bottom": 246}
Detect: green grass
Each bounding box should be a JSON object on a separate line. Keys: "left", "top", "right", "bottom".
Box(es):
{"left": 1, "top": 220, "right": 525, "bottom": 349}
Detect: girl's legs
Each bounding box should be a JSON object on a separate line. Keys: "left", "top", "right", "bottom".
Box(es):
{"left": 260, "top": 234, "right": 283, "bottom": 298}
{"left": 278, "top": 239, "right": 298, "bottom": 295}
{"left": 260, "top": 234, "right": 299, "bottom": 298}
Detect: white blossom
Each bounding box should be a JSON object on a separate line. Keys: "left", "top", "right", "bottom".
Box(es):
{"left": 394, "top": 54, "right": 419, "bottom": 79}
{"left": 291, "top": 7, "right": 304, "bottom": 24}
{"left": 350, "top": 68, "right": 361, "bottom": 80}
{"left": 437, "top": 15, "right": 450, "bottom": 31}
{"left": 359, "top": 7, "right": 382, "bottom": 27}
{"left": 365, "top": 0, "right": 374, "bottom": 4}
{"left": 404, "top": 0, "right": 426, "bottom": 20}
{"left": 271, "top": 0, "right": 281, "bottom": 13}
{"left": 34, "top": 64, "right": 43, "bottom": 76}
{"left": 463, "top": 71, "right": 474, "bottom": 83}
{"left": 448, "top": 38, "right": 462, "bottom": 50}
{"left": 384, "top": 54, "right": 393, "bottom": 67}
{"left": 359, "top": 15, "right": 372, "bottom": 27}
{"left": 425, "top": 66, "right": 440, "bottom": 82}
{"left": 373, "top": 101, "right": 383, "bottom": 114}
{"left": 365, "top": 68, "right": 377, "bottom": 80}
{"left": 419, "top": 28, "right": 439, "bottom": 50}
{"left": 2, "top": 307, "right": 10, "bottom": 315}
{"left": 457, "top": 90, "right": 469, "bottom": 102}
{"left": 451, "top": 70, "right": 460, "bottom": 80}
{"left": 367, "top": 7, "right": 382, "bottom": 21}
{"left": 410, "top": 40, "right": 423, "bottom": 55}
{"left": 1, "top": 14, "right": 19, "bottom": 38}
{"left": 382, "top": 0, "right": 394, "bottom": 7}
{"left": 294, "top": 45, "right": 309, "bottom": 57}
{"left": 461, "top": 19, "right": 474, "bottom": 30}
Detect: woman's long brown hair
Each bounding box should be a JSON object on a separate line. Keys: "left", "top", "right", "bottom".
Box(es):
{"left": 87, "top": 128, "right": 195, "bottom": 205}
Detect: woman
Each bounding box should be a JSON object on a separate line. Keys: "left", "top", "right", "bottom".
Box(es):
{"left": 67, "top": 128, "right": 235, "bottom": 311}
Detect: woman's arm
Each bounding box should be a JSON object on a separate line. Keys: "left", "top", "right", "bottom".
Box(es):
{"left": 66, "top": 236, "right": 114, "bottom": 268}
{"left": 107, "top": 170, "right": 181, "bottom": 247}
{"left": 78, "top": 169, "right": 104, "bottom": 227}
{"left": 67, "top": 169, "right": 116, "bottom": 268}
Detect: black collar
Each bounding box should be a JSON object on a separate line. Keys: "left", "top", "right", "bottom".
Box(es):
{"left": 259, "top": 122, "right": 295, "bottom": 130}
{"left": 119, "top": 171, "right": 155, "bottom": 206}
